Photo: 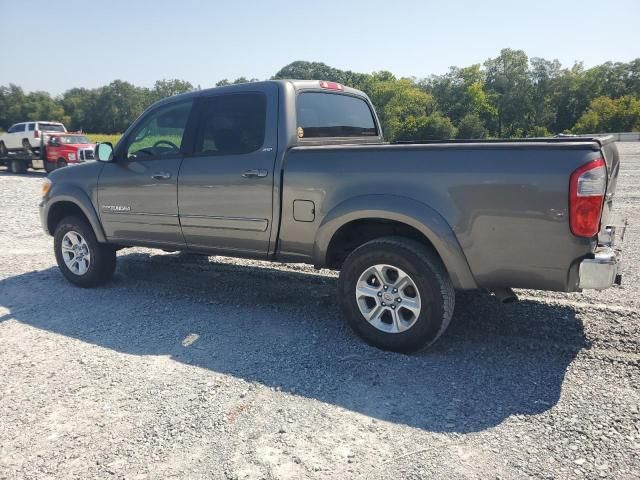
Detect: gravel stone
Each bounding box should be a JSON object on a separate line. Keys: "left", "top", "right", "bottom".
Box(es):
{"left": 0, "top": 143, "right": 639, "bottom": 479}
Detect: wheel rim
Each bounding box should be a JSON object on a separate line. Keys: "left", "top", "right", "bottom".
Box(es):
{"left": 61, "top": 231, "right": 91, "bottom": 275}
{"left": 355, "top": 264, "right": 422, "bottom": 333}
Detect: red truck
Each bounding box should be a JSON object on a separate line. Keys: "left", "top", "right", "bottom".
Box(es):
{"left": 43, "top": 133, "right": 96, "bottom": 172}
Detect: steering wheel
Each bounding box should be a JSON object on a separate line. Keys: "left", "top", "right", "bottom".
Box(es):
{"left": 153, "top": 139, "right": 179, "bottom": 151}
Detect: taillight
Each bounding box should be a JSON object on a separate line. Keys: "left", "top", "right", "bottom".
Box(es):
{"left": 569, "top": 158, "right": 606, "bottom": 237}
{"left": 319, "top": 81, "right": 344, "bottom": 91}
{"left": 34, "top": 130, "right": 39, "bottom": 138}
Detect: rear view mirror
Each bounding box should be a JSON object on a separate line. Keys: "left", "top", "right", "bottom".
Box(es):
{"left": 96, "top": 142, "right": 114, "bottom": 162}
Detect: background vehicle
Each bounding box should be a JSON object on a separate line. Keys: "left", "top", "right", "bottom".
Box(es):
{"left": 44, "top": 134, "right": 95, "bottom": 172}
{"left": 39, "top": 80, "right": 625, "bottom": 352}
{"left": 0, "top": 121, "right": 67, "bottom": 155}
{"left": 0, "top": 130, "right": 93, "bottom": 174}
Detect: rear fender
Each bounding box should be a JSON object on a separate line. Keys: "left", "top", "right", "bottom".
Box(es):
{"left": 313, "top": 195, "right": 477, "bottom": 289}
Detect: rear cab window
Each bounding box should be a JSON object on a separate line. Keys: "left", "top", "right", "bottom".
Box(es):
{"left": 296, "top": 92, "right": 378, "bottom": 139}
{"left": 37, "top": 123, "right": 66, "bottom": 133}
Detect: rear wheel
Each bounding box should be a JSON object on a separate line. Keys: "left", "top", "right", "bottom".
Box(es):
{"left": 54, "top": 216, "right": 117, "bottom": 287}
{"left": 338, "top": 237, "right": 455, "bottom": 353}
{"left": 22, "top": 139, "right": 32, "bottom": 154}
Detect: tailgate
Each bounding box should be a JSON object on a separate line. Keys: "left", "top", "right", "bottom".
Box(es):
{"left": 597, "top": 136, "right": 621, "bottom": 229}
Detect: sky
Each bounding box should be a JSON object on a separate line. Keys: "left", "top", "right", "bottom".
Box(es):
{"left": 1, "top": 0, "right": 639, "bottom": 95}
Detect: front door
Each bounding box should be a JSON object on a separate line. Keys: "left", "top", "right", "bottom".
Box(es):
{"left": 98, "top": 99, "right": 194, "bottom": 246}
{"left": 178, "top": 88, "right": 278, "bottom": 256}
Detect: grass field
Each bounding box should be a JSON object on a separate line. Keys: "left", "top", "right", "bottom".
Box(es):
{"left": 86, "top": 133, "right": 122, "bottom": 145}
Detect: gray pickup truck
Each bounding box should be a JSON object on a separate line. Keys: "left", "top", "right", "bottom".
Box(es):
{"left": 39, "top": 80, "right": 624, "bottom": 352}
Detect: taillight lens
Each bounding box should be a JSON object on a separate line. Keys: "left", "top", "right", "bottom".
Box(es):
{"left": 34, "top": 130, "right": 40, "bottom": 138}
{"left": 569, "top": 158, "right": 606, "bottom": 237}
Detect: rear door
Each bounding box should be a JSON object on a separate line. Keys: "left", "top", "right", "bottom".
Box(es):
{"left": 177, "top": 86, "right": 278, "bottom": 255}
{"left": 27, "top": 123, "right": 36, "bottom": 145}
{"left": 98, "top": 99, "right": 194, "bottom": 246}
{"left": 7, "top": 123, "right": 25, "bottom": 149}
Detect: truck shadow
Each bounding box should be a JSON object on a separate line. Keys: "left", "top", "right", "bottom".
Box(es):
{"left": 0, "top": 252, "right": 590, "bottom": 433}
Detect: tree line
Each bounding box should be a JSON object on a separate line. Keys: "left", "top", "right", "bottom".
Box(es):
{"left": 1, "top": 49, "right": 639, "bottom": 139}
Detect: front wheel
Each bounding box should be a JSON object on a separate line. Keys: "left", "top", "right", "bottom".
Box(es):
{"left": 57, "top": 159, "right": 67, "bottom": 170}
{"left": 54, "top": 216, "right": 116, "bottom": 287}
{"left": 338, "top": 237, "right": 455, "bottom": 353}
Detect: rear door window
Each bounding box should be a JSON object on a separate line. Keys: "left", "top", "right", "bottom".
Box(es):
{"left": 194, "top": 93, "right": 266, "bottom": 156}
{"left": 296, "top": 92, "right": 377, "bottom": 138}
{"left": 28, "top": 123, "right": 35, "bottom": 131}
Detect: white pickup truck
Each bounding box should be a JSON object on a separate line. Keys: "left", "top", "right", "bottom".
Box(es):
{"left": 0, "top": 121, "right": 67, "bottom": 155}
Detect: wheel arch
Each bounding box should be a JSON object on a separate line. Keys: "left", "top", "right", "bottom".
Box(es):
{"left": 44, "top": 189, "right": 106, "bottom": 243}
{"left": 313, "top": 195, "right": 477, "bottom": 289}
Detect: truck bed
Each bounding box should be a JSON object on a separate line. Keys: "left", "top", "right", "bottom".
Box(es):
{"left": 278, "top": 136, "right": 619, "bottom": 292}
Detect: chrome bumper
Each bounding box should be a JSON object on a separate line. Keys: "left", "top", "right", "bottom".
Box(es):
{"left": 578, "top": 222, "right": 626, "bottom": 290}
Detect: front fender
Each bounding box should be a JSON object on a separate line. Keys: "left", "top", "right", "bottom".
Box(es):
{"left": 40, "top": 184, "right": 106, "bottom": 243}
{"left": 312, "top": 195, "right": 477, "bottom": 289}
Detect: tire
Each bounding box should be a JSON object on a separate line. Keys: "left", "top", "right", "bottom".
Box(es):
{"left": 0, "top": 141, "right": 7, "bottom": 157}
{"left": 337, "top": 237, "right": 455, "bottom": 353}
{"left": 57, "top": 159, "right": 67, "bottom": 169}
{"left": 9, "top": 159, "right": 27, "bottom": 174}
{"left": 22, "top": 139, "right": 32, "bottom": 154}
{"left": 54, "top": 216, "right": 116, "bottom": 288}
{"left": 44, "top": 160, "right": 56, "bottom": 173}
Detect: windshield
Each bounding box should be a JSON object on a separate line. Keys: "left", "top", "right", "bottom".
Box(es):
{"left": 38, "top": 123, "right": 65, "bottom": 132}
{"left": 59, "top": 135, "right": 91, "bottom": 144}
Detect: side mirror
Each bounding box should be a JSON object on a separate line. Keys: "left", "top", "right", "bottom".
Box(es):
{"left": 96, "top": 142, "right": 114, "bottom": 162}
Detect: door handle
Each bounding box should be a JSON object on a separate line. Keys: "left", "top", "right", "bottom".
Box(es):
{"left": 242, "top": 169, "right": 268, "bottom": 178}
{"left": 152, "top": 172, "right": 171, "bottom": 180}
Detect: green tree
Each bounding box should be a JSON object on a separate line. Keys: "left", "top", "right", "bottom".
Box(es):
{"left": 273, "top": 61, "right": 369, "bottom": 89}
{"left": 2, "top": 52, "right": 639, "bottom": 136}
{"left": 0, "top": 84, "right": 27, "bottom": 128}
{"left": 396, "top": 112, "right": 457, "bottom": 141}
{"left": 150, "top": 79, "right": 194, "bottom": 103}
{"left": 367, "top": 77, "right": 436, "bottom": 140}
{"left": 91, "top": 81, "right": 149, "bottom": 133}
{"left": 484, "top": 48, "right": 534, "bottom": 136}
{"left": 457, "top": 113, "right": 488, "bottom": 139}
{"left": 61, "top": 88, "right": 98, "bottom": 131}
{"left": 529, "top": 57, "right": 561, "bottom": 131}
{"left": 573, "top": 96, "right": 640, "bottom": 133}
{"left": 21, "top": 91, "right": 68, "bottom": 126}
{"left": 528, "top": 125, "right": 552, "bottom": 137}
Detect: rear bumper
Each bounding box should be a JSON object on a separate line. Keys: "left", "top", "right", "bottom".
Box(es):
{"left": 578, "top": 222, "right": 626, "bottom": 290}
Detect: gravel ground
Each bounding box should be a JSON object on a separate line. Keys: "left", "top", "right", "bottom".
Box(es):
{"left": 1, "top": 144, "right": 638, "bottom": 480}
